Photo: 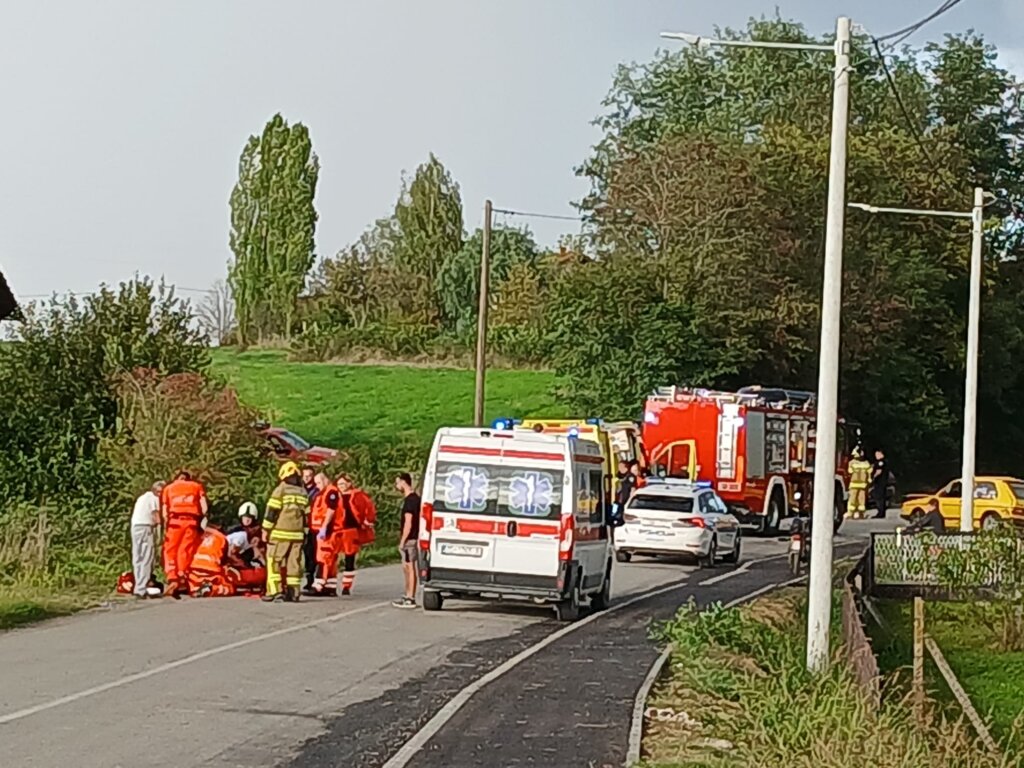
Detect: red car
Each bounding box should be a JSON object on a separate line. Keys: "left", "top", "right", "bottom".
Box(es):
{"left": 261, "top": 425, "right": 339, "bottom": 466}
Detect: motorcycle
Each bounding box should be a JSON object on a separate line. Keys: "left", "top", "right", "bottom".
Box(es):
{"left": 788, "top": 511, "right": 811, "bottom": 576}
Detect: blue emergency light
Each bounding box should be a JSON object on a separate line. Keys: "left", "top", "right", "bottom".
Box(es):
{"left": 567, "top": 426, "right": 580, "bottom": 438}
{"left": 491, "top": 418, "right": 520, "bottom": 430}
{"left": 696, "top": 480, "right": 713, "bottom": 488}
{"left": 585, "top": 417, "right": 601, "bottom": 425}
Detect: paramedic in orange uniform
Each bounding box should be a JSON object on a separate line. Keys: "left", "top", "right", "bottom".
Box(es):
{"left": 189, "top": 526, "right": 266, "bottom": 597}
{"left": 335, "top": 474, "right": 377, "bottom": 595}
{"left": 160, "top": 471, "right": 209, "bottom": 598}
{"left": 310, "top": 473, "right": 342, "bottom": 596}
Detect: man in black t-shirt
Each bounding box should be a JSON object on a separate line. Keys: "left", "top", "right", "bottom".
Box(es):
{"left": 392, "top": 472, "right": 421, "bottom": 609}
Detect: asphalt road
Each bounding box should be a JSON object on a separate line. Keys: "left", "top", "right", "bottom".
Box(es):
{"left": 0, "top": 520, "right": 884, "bottom": 768}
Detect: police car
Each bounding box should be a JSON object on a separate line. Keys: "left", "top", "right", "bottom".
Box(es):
{"left": 614, "top": 478, "right": 741, "bottom": 567}
{"left": 418, "top": 425, "right": 615, "bottom": 621}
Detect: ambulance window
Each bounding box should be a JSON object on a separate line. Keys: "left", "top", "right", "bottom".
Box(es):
{"left": 432, "top": 462, "right": 563, "bottom": 519}
{"left": 588, "top": 469, "right": 605, "bottom": 524}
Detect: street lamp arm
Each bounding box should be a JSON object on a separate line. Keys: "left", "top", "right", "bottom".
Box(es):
{"left": 660, "top": 31, "right": 833, "bottom": 52}
{"left": 847, "top": 202, "right": 973, "bottom": 219}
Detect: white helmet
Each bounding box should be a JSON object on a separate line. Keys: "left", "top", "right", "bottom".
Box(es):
{"left": 238, "top": 501, "right": 258, "bottom": 519}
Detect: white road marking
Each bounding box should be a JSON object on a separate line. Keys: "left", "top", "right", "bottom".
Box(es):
{"left": 699, "top": 560, "right": 752, "bottom": 585}
{"left": 0, "top": 601, "right": 389, "bottom": 726}
{"left": 624, "top": 574, "right": 808, "bottom": 765}
{"left": 380, "top": 579, "right": 695, "bottom": 768}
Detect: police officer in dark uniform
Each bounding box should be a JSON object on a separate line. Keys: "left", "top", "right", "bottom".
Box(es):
{"left": 871, "top": 449, "right": 889, "bottom": 519}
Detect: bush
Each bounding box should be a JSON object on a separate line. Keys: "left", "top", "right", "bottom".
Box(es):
{"left": 99, "top": 368, "right": 274, "bottom": 524}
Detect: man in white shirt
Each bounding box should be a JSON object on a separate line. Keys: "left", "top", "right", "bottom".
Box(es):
{"left": 131, "top": 481, "right": 166, "bottom": 598}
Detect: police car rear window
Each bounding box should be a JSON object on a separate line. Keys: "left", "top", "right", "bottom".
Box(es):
{"left": 629, "top": 494, "right": 694, "bottom": 514}
{"left": 433, "top": 462, "right": 564, "bottom": 520}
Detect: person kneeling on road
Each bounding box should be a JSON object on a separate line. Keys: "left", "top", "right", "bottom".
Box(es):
{"left": 189, "top": 524, "right": 266, "bottom": 597}
{"left": 262, "top": 462, "right": 310, "bottom": 603}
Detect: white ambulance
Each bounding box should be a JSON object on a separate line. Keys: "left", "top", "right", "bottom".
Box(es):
{"left": 417, "top": 426, "right": 614, "bottom": 621}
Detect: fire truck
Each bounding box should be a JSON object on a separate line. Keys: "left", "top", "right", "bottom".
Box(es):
{"left": 642, "top": 385, "right": 860, "bottom": 534}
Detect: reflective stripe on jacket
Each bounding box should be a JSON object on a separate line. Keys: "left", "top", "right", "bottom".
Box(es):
{"left": 263, "top": 479, "right": 309, "bottom": 542}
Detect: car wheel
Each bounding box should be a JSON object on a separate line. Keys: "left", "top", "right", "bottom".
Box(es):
{"left": 422, "top": 590, "right": 443, "bottom": 612}
{"left": 699, "top": 536, "right": 717, "bottom": 568}
{"left": 723, "top": 532, "right": 741, "bottom": 564}
{"left": 555, "top": 584, "right": 582, "bottom": 622}
{"left": 591, "top": 563, "right": 612, "bottom": 612}
{"left": 615, "top": 550, "right": 632, "bottom": 563}
{"left": 981, "top": 512, "right": 1002, "bottom": 531}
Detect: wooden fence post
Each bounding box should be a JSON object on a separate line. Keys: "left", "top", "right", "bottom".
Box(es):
{"left": 913, "top": 596, "right": 925, "bottom": 724}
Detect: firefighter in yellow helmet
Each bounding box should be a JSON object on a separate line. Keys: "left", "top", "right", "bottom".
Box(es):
{"left": 847, "top": 447, "right": 872, "bottom": 520}
{"left": 261, "top": 461, "right": 310, "bottom": 602}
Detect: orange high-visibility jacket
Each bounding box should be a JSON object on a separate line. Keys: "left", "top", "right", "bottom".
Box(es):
{"left": 191, "top": 529, "right": 228, "bottom": 575}
{"left": 339, "top": 489, "right": 377, "bottom": 546}
{"left": 162, "top": 479, "right": 207, "bottom": 519}
{"left": 310, "top": 485, "right": 340, "bottom": 532}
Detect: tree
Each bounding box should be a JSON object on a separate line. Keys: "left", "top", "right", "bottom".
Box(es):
{"left": 392, "top": 154, "right": 464, "bottom": 323}
{"left": 229, "top": 113, "right": 320, "bottom": 344}
{"left": 437, "top": 225, "right": 539, "bottom": 331}
{"left": 578, "top": 17, "right": 1024, "bottom": 478}
{"left": 197, "top": 280, "right": 235, "bottom": 346}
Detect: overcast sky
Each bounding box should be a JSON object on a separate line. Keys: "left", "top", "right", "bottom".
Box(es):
{"left": 0, "top": 0, "right": 1019, "bottom": 302}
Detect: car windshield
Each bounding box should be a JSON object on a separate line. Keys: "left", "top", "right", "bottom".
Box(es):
{"left": 277, "top": 430, "right": 311, "bottom": 452}
{"left": 628, "top": 494, "right": 694, "bottom": 514}
{"left": 432, "top": 462, "right": 564, "bottom": 520}
{"left": 1009, "top": 482, "right": 1024, "bottom": 501}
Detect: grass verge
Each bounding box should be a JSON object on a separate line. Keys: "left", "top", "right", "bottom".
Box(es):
{"left": 871, "top": 599, "right": 1024, "bottom": 749}
{"left": 0, "top": 584, "right": 110, "bottom": 630}
{"left": 640, "top": 590, "right": 1018, "bottom": 768}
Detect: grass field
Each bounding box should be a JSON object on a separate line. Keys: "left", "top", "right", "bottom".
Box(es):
{"left": 211, "top": 349, "right": 562, "bottom": 452}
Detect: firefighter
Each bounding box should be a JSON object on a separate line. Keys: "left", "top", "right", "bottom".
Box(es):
{"left": 847, "top": 447, "right": 872, "bottom": 519}
{"left": 310, "top": 472, "right": 342, "bottom": 596}
{"left": 262, "top": 462, "right": 310, "bottom": 603}
{"left": 160, "top": 470, "right": 209, "bottom": 599}
{"left": 335, "top": 473, "right": 377, "bottom": 596}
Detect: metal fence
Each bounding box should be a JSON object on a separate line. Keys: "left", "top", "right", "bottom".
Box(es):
{"left": 841, "top": 570, "right": 881, "bottom": 710}
{"left": 868, "top": 531, "right": 1023, "bottom": 600}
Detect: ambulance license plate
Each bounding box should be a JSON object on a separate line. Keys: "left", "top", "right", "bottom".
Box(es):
{"left": 441, "top": 543, "right": 484, "bottom": 558}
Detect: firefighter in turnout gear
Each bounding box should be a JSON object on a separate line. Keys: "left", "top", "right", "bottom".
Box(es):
{"left": 847, "top": 447, "right": 872, "bottom": 519}
{"left": 262, "top": 462, "right": 310, "bottom": 602}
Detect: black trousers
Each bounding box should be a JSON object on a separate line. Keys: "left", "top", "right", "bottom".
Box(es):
{"left": 303, "top": 532, "right": 316, "bottom": 586}
{"left": 872, "top": 485, "right": 888, "bottom": 516}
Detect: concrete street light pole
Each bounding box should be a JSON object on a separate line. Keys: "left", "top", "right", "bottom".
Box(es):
{"left": 473, "top": 199, "right": 493, "bottom": 427}
{"left": 848, "top": 187, "right": 987, "bottom": 533}
{"left": 663, "top": 16, "right": 852, "bottom": 673}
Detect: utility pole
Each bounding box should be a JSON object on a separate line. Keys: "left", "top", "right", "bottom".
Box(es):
{"left": 805, "top": 15, "right": 851, "bottom": 674}
{"left": 848, "top": 188, "right": 988, "bottom": 534}
{"left": 473, "top": 199, "right": 493, "bottom": 427}
{"left": 960, "top": 187, "right": 985, "bottom": 532}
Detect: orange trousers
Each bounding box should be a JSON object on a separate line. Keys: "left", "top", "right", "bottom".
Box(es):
{"left": 163, "top": 521, "right": 202, "bottom": 589}
{"left": 314, "top": 536, "right": 338, "bottom": 591}
{"left": 189, "top": 565, "right": 267, "bottom": 597}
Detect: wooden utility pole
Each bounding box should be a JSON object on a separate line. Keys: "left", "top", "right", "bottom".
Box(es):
{"left": 473, "top": 200, "right": 493, "bottom": 427}
{"left": 913, "top": 596, "right": 925, "bottom": 723}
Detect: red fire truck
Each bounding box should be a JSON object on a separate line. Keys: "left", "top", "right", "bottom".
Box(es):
{"left": 642, "top": 385, "right": 860, "bottom": 534}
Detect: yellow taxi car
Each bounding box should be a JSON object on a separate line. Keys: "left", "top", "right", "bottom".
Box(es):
{"left": 901, "top": 476, "right": 1024, "bottom": 530}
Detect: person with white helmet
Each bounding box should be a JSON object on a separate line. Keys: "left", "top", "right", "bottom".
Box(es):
{"left": 228, "top": 501, "right": 264, "bottom": 567}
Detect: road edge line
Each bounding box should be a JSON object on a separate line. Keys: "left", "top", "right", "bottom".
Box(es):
{"left": 380, "top": 578, "right": 693, "bottom": 768}
{"left": 0, "top": 600, "right": 389, "bottom": 726}
{"left": 624, "top": 642, "right": 673, "bottom": 767}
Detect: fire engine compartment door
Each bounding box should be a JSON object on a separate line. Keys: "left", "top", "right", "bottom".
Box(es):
{"left": 745, "top": 411, "right": 765, "bottom": 479}
{"left": 653, "top": 440, "right": 698, "bottom": 480}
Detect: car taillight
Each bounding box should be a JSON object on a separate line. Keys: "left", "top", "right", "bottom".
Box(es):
{"left": 558, "top": 513, "right": 574, "bottom": 561}
{"left": 419, "top": 502, "right": 434, "bottom": 550}
{"left": 673, "top": 517, "right": 705, "bottom": 528}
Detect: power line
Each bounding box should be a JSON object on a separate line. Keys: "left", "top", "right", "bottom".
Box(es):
{"left": 871, "top": 37, "right": 956, "bottom": 189}
{"left": 875, "top": 0, "right": 966, "bottom": 50}
{"left": 492, "top": 208, "right": 583, "bottom": 223}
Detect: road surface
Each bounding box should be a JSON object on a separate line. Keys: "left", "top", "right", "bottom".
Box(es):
{"left": 0, "top": 523, "right": 880, "bottom": 767}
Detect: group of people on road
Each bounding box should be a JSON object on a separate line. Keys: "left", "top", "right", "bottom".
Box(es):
{"left": 125, "top": 461, "right": 407, "bottom": 604}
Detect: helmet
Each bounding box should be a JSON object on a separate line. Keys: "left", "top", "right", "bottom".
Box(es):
{"left": 852, "top": 446, "right": 863, "bottom": 459}
{"left": 278, "top": 461, "right": 300, "bottom": 481}
{"left": 238, "top": 501, "right": 258, "bottom": 519}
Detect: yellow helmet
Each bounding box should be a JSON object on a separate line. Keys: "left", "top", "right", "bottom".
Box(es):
{"left": 278, "top": 461, "right": 300, "bottom": 481}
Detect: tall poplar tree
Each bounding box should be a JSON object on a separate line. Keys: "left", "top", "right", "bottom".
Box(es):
{"left": 229, "top": 113, "right": 320, "bottom": 343}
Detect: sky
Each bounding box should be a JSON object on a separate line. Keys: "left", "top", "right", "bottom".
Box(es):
{"left": 0, "top": 0, "right": 1020, "bottom": 303}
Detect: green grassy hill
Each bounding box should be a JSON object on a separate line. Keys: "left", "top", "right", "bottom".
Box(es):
{"left": 211, "top": 349, "right": 562, "bottom": 452}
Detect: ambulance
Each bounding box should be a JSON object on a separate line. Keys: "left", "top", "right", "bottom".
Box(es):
{"left": 511, "top": 419, "right": 646, "bottom": 506}
{"left": 418, "top": 425, "right": 614, "bottom": 621}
